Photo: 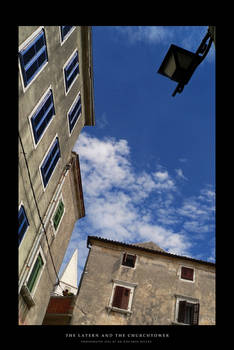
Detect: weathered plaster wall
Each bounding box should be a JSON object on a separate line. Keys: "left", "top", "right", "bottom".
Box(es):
{"left": 71, "top": 243, "right": 215, "bottom": 325}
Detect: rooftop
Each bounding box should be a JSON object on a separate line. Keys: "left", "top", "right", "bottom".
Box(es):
{"left": 87, "top": 235, "right": 215, "bottom": 267}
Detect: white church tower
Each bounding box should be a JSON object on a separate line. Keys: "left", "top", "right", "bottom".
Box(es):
{"left": 53, "top": 249, "right": 78, "bottom": 296}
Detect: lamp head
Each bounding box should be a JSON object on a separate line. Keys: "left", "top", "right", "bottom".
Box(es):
{"left": 158, "top": 44, "right": 201, "bottom": 85}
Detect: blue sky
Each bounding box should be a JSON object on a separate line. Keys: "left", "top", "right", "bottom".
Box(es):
{"left": 59, "top": 26, "right": 215, "bottom": 283}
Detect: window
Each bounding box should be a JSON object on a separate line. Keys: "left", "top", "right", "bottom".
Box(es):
{"left": 177, "top": 300, "right": 200, "bottom": 325}
{"left": 18, "top": 205, "right": 29, "bottom": 246}
{"left": 30, "top": 89, "right": 55, "bottom": 145}
{"left": 112, "top": 286, "right": 131, "bottom": 310}
{"left": 108, "top": 279, "right": 137, "bottom": 314}
{"left": 40, "top": 136, "right": 61, "bottom": 188}
{"left": 19, "top": 28, "right": 48, "bottom": 88}
{"left": 60, "top": 26, "right": 75, "bottom": 42}
{"left": 68, "top": 93, "right": 82, "bottom": 134}
{"left": 121, "top": 253, "right": 136, "bottom": 268}
{"left": 27, "top": 253, "right": 44, "bottom": 293}
{"left": 53, "top": 199, "right": 64, "bottom": 231}
{"left": 180, "top": 266, "right": 194, "bottom": 281}
{"left": 64, "top": 51, "right": 79, "bottom": 93}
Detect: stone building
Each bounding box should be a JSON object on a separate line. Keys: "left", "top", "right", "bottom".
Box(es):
{"left": 18, "top": 26, "right": 95, "bottom": 325}
{"left": 70, "top": 236, "right": 215, "bottom": 325}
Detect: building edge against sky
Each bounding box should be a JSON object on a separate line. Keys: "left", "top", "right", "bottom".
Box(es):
{"left": 18, "top": 26, "right": 95, "bottom": 325}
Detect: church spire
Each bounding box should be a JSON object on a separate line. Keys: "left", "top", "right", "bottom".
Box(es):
{"left": 53, "top": 249, "right": 78, "bottom": 296}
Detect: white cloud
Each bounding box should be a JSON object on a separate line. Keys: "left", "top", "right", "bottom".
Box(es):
{"left": 76, "top": 134, "right": 133, "bottom": 197}
{"left": 178, "top": 158, "right": 188, "bottom": 163}
{"left": 178, "top": 202, "right": 206, "bottom": 219}
{"left": 183, "top": 220, "right": 210, "bottom": 235}
{"left": 175, "top": 168, "right": 188, "bottom": 181}
{"left": 138, "top": 223, "right": 191, "bottom": 255}
{"left": 67, "top": 132, "right": 215, "bottom": 279}
{"left": 154, "top": 170, "right": 169, "bottom": 181}
{"left": 152, "top": 170, "right": 176, "bottom": 191}
{"left": 97, "top": 112, "right": 109, "bottom": 129}
{"left": 113, "top": 26, "right": 173, "bottom": 45}
{"left": 113, "top": 26, "right": 215, "bottom": 64}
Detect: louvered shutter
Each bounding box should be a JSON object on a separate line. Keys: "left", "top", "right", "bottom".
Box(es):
{"left": 53, "top": 200, "right": 64, "bottom": 230}
{"left": 178, "top": 300, "right": 187, "bottom": 323}
{"left": 121, "top": 288, "right": 131, "bottom": 310}
{"left": 27, "top": 254, "right": 44, "bottom": 292}
{"left": 191, "top": 303, "right": 200, "bottom": 325}
{"left": 112, "top": 286, "right": 125, "bottom": 308}
{"left": 112, "top": 286, "right": 131, "bottom": 310}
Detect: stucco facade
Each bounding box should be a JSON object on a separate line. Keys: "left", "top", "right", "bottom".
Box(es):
{"left": 71, "top": 236, "right": 215, "bottom": 325}
{"left": 18, "top": 26, "right": 94, "bottom": 325}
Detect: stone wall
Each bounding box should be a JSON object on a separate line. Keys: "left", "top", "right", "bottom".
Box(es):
{"left": 71, "top": 241, "right": 215, "bottom": 325}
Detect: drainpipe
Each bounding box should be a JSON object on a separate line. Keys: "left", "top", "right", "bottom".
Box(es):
{"left": 18, "top": 160, "right": 72, "bottom": 294}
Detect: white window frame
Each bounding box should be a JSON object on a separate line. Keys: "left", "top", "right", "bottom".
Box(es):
{"left": 18, "top": 26, "right": 48, "bottom": 93}
{"left": 179, "top": 265, "right": 195, "bottom": 283}
{"left": 59, "top": 26, "right": 76, "bottom": 46}
{"left": 107, "top": 279, "right": 137, "bottom": 315}
{"left": 39, "top": 133, "right": 61, "bottom": 191}
{"left": 120, "top": 252, "right": 138, "bottom": 270}
{"left": 67, "top": 92, "right": 82, "bottom": 136}
{"left": 25, "top": 247, "right": 46, "bottom": 298}
{"left": 28, "top": 85, "right": 55, "bottom": 149}
{"left": 63, "top": 49, "right": 79, "bottom": 96}
{"left": 173, "top": 294, "right": 199, "bottom": 325}
{"left": 50, "top": 194, "right": 65, "bottom": 235}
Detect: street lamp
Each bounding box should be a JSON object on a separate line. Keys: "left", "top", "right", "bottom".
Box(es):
{"left": 157, "top": 28, "right": 214, "bottom": 97}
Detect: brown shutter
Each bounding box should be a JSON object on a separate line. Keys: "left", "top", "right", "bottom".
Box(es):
{"left": 191, "top": 303, "right": 200, "bottom": 325}
{"left": 112, "top": 286, "right": 125, "bottom": 308}
{"left": 178, "top": 300, "right": 186, "bottom": 323}
{"left": 121, "top": 288, "right": 131, "bottom": 310}
{"left": 122, "top": 253, "right": 127, "bottom": 264}
{"left": 122, "top": 253, "right": 136, "bottom": 267}
{"left": 112, "top": 286, "right": 131, "bottom": 310}
{"left": 181, "top": 267, "right": 194, "bottom": 281}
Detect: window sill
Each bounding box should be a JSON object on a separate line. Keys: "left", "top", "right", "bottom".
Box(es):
{"left": 106, "top": 306, "right": 132, "bottom": 315}
{"left": 121, "top": 264, "right": 135, "bottom": 269}
{"left": 180, "top": 278, "right": 195, "bottom": 283}
{"left": 171, "top": 321, "right": 190, "bottom": 326}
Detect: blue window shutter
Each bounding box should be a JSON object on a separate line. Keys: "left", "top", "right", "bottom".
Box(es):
{"left": 18, "top": 205, "right": 29, "bottom": 246}
{"left": 68, "top": 94, "right": 82, "bottom": 133}
{"left": 40, "top": 137, "right": 60, "bottom": 188}
{"left": 64, "top": 51, "right": 79, "bottom": 92}
{"left": 60, "top": 26, "right": 74, "bottom": 41}
{"left": 19, "top": 29, "right": 48, "bottom": 87}
{"left": 31, "top": 90, "right": 55, "bottom": 144}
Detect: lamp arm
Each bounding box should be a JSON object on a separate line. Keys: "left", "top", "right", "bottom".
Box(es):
{"left": 172, "top": 82, "right": 184, "bottom": 97}
{"left": 196, "top": 35, "right": 213, "bottom": 65}
{"left": 172, "top": 30, "right": 213, "bottom": 97}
